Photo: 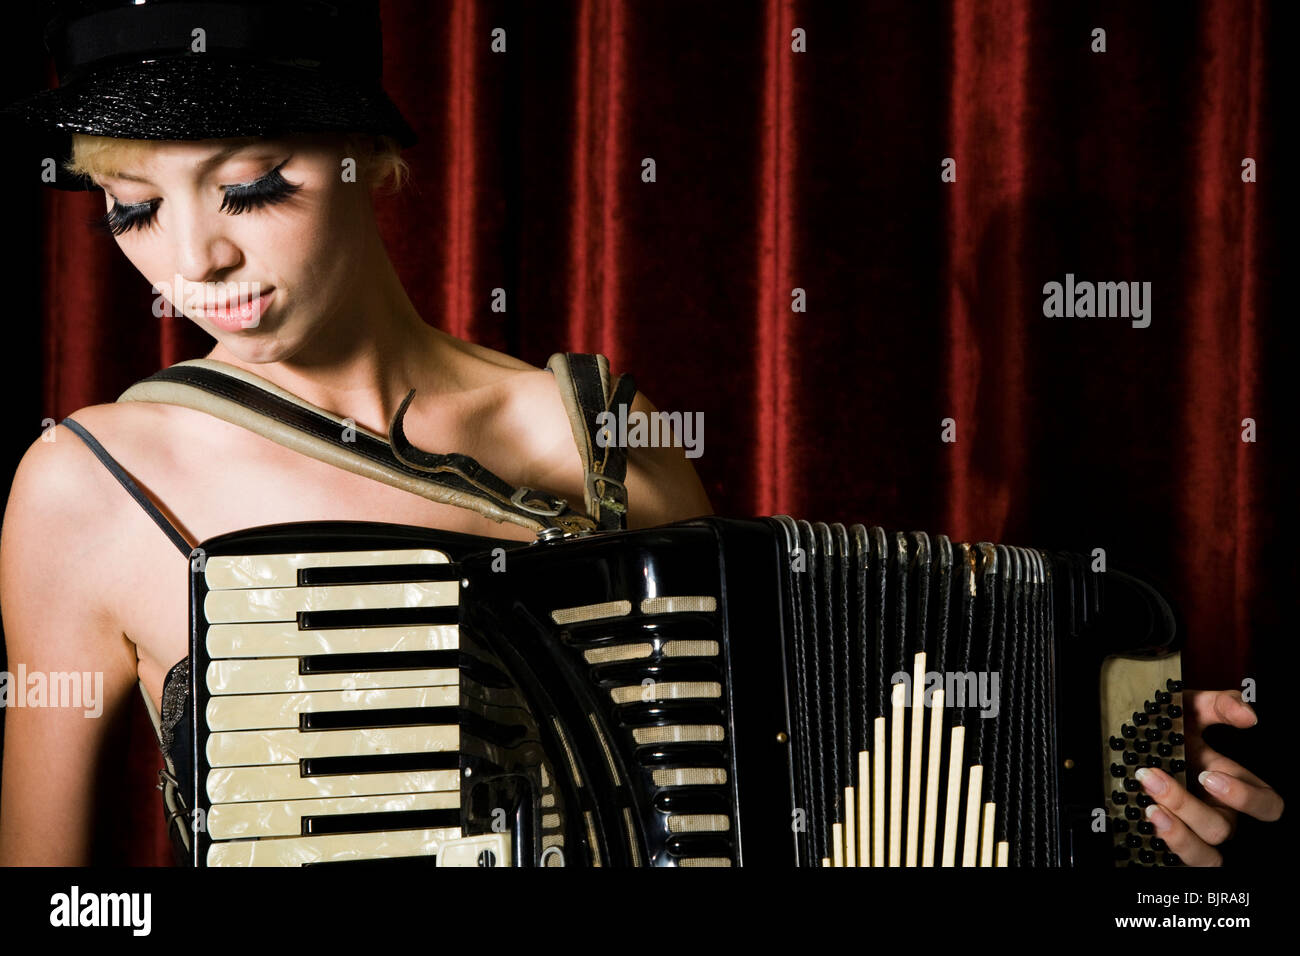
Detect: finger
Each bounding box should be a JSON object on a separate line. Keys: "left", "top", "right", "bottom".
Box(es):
{"left": 1188, "top": 738, "right": 1275, "bottom": 791}
{"left": 1185, "top": 689, "right": 1258, "bottom": 731}
{"left": 1197, "top": 769, "right": 1285, "bottom": 823}
{"left": 1136, "top": 767, "right": 1236, "bottom": 845}
{"left": 1143, "top": 804, "right": 1221, "bottom": 867}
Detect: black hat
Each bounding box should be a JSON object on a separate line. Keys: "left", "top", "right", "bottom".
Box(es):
{"left": 1, "top": 0, "right": 417, "bottom": 191}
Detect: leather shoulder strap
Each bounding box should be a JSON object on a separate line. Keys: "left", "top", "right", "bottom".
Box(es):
{"left": 546, "top": 352, "right": 637, "bottom": 531}
{"left": 117, "top": 359, "right": 597, "bottom": 536}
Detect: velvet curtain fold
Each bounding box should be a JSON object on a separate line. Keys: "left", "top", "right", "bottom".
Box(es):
{"left": 3, "top": 0, "right": 1281, "bottom": 865}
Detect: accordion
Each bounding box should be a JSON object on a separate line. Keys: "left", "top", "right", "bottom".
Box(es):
{"left": 184, "top": 515, "right": 1184, "bottom": 868}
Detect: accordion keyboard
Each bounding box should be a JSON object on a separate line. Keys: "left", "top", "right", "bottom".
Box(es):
{"left": 197, "top": 545, "right": 496, "bottom": 866}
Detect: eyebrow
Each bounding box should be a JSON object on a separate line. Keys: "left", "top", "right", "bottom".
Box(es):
{"left": 101, "top": 142, "right": 266, "bottom": 186}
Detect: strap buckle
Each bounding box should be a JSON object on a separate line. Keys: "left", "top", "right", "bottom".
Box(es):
{"left": 510, "top": 487, "right": 568, "bottom": 517}
{"left": 585, "top": 472, "right": 628, "bottom": 513}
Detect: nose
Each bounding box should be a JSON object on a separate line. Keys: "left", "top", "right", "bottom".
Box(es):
{"left": 171, "top": 198, "right": 243, "bottom": 283}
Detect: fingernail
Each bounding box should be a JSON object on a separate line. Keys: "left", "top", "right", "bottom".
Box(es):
{"left": 1199, "top": 771, "right": 1229, "bottom": 795}
{"left": 1136, "top": 767, "right": 1166, "bottom": 795}
{"left": 1145, "top": 805, "right": 1173, "bottom": 832}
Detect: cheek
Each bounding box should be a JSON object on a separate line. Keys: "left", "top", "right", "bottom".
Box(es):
{"left": 116, "top": 242, "right": 175, "bottom": 296}
{"left": 253, "top": 185, "right": 361, "bottom": 284}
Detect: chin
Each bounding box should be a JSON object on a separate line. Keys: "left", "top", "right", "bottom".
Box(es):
{"left": 211, "top": 329, "right": 301, "bottom": 366}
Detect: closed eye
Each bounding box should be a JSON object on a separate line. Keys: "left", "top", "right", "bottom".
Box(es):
{"left": 218, "top": 159, "right": 301, "bottom": 215}
{"left": 95, "top": 158, "right": 302, "bottom": 237}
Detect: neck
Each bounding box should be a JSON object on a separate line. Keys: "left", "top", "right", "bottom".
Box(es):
{"left": 206, "top": 234, "right": 441, "bottom": 436}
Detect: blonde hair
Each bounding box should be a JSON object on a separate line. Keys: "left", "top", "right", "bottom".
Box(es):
{"left": 64, "top": 131, "right": 410, "bottom": 193}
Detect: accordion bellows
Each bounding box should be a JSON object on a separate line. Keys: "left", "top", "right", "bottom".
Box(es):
{"left": 183, "top": 516, "right": 1184, "bottom": 867}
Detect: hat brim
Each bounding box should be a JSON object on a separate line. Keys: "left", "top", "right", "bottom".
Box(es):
{"left": 1, "top": 55, "right": 418, "bottom": 191}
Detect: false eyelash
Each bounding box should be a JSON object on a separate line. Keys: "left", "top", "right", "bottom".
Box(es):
{"left": 96, "top": 198, "right": 160, "bottom": 237}
{"left": 93, "top": 161, "right": 301, "bottom": 237}
{"left": 219, "top": 160, "right": 301, "bottom": 215}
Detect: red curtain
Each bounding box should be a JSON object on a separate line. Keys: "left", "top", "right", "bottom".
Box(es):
{"left": 3, "top": 0, "right": 1283, "bottom": 865}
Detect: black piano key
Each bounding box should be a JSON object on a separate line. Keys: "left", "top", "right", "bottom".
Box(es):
{"left": 302, "top": 807, "right": 461, "bottom": 836}
{"left": 298, "top": 606, "right": 459, "bottom": 629}
{"left": 301, "top": 706, "right": 458, "bottom": 731}
{"left": 297, "top": 563, "right": 464, "bottom": 586}
{"left": 299, "top": 650, "right": 459, "bottom": 674}
{"left": 301, "top": 752, "right": 460, "bottom": 776}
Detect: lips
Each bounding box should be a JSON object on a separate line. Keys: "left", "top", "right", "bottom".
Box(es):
{"left": 192, "top": 288, "right": 275, "bottom": 331}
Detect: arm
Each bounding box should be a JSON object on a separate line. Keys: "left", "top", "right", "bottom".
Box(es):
{"left": 0, "top": 427, "right": 139, "bottom": 865}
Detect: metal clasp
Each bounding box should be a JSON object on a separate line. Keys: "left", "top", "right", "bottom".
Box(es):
{"left": 510, "top": 487, "right": 567, "bottom": 517}
{"left": 584, "top": 472, "right": 627, "bottom": 513}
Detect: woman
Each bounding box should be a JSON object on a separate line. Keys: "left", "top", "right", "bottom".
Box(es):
{"left": 0, "top": 0, "right": 1280, "bottom": 867}
{"left": 0, "top": 0, "right": 711, "bottom": 866}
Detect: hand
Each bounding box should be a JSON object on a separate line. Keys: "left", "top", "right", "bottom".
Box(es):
{"left": 1134, "top": 689, "right": 1283, "bottom": 866}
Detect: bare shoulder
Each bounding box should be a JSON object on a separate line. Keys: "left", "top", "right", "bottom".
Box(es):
{"left": 444, "top": 342, "right": 713, "bottom": 529}
{"left": 1, "top": 399, "right": 195, "bottom": 581}
{"left": 0, "top": 407, "right": 145, "bottom": 641}
{"left": 618, "top": 389, "right": 714, "bottom": 529}
{"left": 3, "top": 408, "right": 126, "bottom": 548}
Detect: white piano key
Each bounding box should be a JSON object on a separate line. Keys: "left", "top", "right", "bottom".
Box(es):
{"left": 205, "top": 549, "right": 451, "bottom": 590}
{"left": 207, "top": 827, "right": 463, "bottom": 867}
{"left": 206, "top": 724, "right": 459, "bottom": 767}
{"left": 208, "top": 790, "right": 460, "bottom": 839}
{"left": 206, "top": 766, "right": 459, "bottom": 804}
{"left": 204, "top": 581, "right": 459, "bottom": 624}
{"left": 205, "top": 686, "right": 458, "bottom": 731}
{"left": 206, "top": 658, "right": 457, "bottom": 695}
{"left": 206, "top": 622, "right": 460, "bottom": 658}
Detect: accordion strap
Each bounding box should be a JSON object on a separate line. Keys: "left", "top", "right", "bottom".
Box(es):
{"left": 546, "top": 353, "right": 637, "bottom": 532}
{"left": 116, "top": 359, "right": 598, "bottom": 535}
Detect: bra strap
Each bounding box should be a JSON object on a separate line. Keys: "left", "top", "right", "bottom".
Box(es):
{"left": 60, "top": 417, "right": 194, "bottom": 558}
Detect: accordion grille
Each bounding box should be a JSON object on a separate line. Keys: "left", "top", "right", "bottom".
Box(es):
{"left": 774, "top": 518, "right": 1057, "bottom": 867}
